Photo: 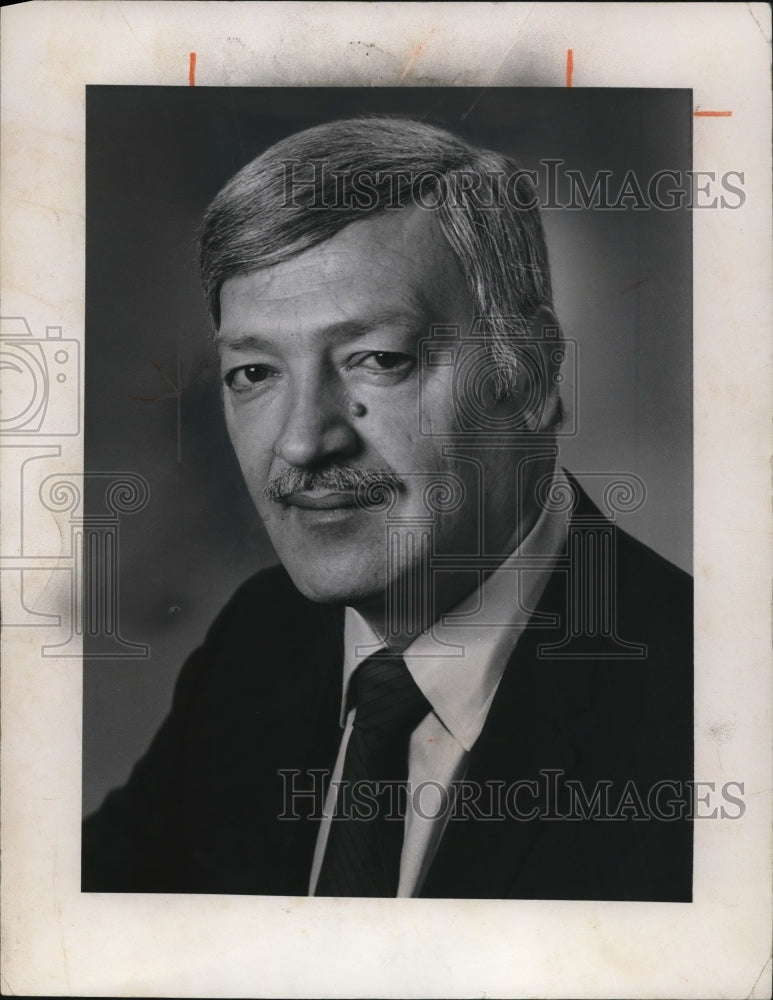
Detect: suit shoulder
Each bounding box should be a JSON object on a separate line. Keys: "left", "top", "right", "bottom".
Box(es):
{"left": 211, "top": 562, "right": 315, "bottom": 624}
{"left": 223, "top": 562, "right": 308, "bottom": 611}
{"left": 615, "top": 526, "right": 692, "bottom": 606}
{"left": 564, "top": 473, "right": 691, "bottom": 602}
{"left": 205, "top": 562, "right": 343, "bottom": 654}
{"left": 611, "top": 526, "right": 693, "bottom": 677}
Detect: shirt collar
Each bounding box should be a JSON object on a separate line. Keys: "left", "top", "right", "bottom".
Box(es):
{"left": 340, "top": 468, "right": 570, "bottom": 751}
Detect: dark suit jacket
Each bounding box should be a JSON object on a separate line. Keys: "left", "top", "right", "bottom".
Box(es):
{"left": 82, "top": 486, "right": 693, "bottom": 900}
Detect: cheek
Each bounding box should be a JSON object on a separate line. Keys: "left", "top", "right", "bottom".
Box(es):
{"left": 370, "top": 383, "right": 456, "bottom": 463}
{"left": 385, "top": 433, "right": 446, "bottom": 480}
{"left": 413, "top": 373, "right": 462, "bottom": 439}
{"left": 223, "top": 401, "right": 243, "bottom": 453}
{"left": 225, "top": 412, "right": 274, "bottom": 482}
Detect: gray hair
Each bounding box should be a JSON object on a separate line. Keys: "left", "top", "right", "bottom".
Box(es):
{"left": 199, "top": 115, "right": 557, "bottom": 403}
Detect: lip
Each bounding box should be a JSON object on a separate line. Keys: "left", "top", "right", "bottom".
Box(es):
{"left": 283, "top": 491, "right": 360, "bottom": 511}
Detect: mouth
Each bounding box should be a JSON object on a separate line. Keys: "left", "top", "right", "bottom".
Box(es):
{"left": 282, "top": 491, "right": 360, "bottom": 511}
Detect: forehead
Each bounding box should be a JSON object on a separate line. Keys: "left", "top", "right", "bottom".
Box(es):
{"left": 217, "top": 207, "right": 471, "bottom": 337}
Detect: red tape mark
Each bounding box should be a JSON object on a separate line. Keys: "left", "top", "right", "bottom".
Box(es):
{"left": 566, "top": 49, "right": 573, "bottom": 88}
{"left": 694, "top": 110, "right": 732, "bottom": 117}
{"left": 189, "top": 52, "right": 196, "bottom": 87}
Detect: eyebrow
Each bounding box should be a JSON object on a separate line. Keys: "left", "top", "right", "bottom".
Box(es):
{"left": 214, "top": 311, "right": 424, "bottom": 353}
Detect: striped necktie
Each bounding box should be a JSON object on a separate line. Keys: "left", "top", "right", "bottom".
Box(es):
{"left": 315, "top": 649, "right": 431, "bottom": 897}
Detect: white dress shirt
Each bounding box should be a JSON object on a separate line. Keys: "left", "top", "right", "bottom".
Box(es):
{"left": 308, "top": 469, "right": 569, "bottom": 897}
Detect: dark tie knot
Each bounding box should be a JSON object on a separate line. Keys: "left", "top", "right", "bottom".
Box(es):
{"left": 351, "top": 650, "right": 431, "bottom": 736}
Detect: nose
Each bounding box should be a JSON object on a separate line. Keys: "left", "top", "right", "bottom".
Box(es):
{"left": 273, "top": 370, "right": 361, "bottom": 470}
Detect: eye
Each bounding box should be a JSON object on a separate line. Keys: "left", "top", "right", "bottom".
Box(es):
{"left": 224, "top": 364, "right": 279, "bottom": 393}
{"left": 347, "top": 352, "right": 415, "bottom": 375}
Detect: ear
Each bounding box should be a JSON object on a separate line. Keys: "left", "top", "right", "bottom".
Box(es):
{"left": 496, "top": 306, "right": 563, "bottom": 432}
{"left": 527, "top": 304, "right": 563, "bottom": 433}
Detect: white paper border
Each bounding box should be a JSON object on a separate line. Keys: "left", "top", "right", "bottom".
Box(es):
{"left": 1, "top": 2, "right": 771, "bottom": 997}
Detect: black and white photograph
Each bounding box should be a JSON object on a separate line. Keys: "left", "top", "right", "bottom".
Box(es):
{"left": 82, "top": 86, "right": 695, "bottom": 901}
{"left": 1, "top": 3, "right": 770, "bottom": 998}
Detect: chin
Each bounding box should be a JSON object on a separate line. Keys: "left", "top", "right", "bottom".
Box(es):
{"left": 283, "top": 562, "right": 386, "bottom": 607}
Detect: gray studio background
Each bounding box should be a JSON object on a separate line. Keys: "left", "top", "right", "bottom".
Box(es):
{"left": 84, "top": 88, "right": 692, "bottom": 815}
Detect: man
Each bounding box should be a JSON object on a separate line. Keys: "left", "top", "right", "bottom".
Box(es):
{"left": 82, "top": 116, "right": 692, "bottom": 899}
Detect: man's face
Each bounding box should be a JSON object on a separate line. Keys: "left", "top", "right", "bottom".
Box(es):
{"left": 217, "top": 207, "right": 535, "bottom": 613}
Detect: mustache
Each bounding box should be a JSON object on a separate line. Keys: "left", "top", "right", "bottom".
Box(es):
{"left": 263, "top": 465, "right": 406, "bottom": 504}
